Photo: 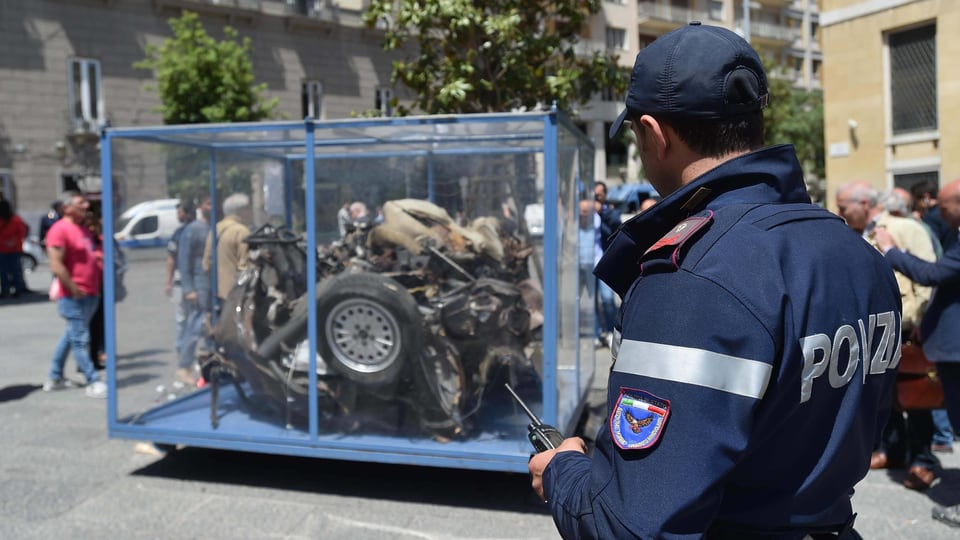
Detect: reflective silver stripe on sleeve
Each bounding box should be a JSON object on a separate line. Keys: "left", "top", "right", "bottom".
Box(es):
{"left": 614, "top": 340, "right": 772, "bottom": 399}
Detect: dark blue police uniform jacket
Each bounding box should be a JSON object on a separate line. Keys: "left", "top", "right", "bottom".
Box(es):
{"left": 543, "top": 145, "right": 901, "bottom": 539}
{"left": 885, "top": 237, "right": 960, "bottom": 363}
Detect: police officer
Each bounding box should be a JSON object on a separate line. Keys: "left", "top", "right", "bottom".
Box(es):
{"left": 528, "top": 23, "right": 901, "bottom": 539}
{"left": 38, "top": 200, "right": 63, "bottom": 248}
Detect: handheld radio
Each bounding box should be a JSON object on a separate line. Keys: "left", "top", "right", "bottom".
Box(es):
{"left": 504, "top": 383, "right": 565, "bottom": 452}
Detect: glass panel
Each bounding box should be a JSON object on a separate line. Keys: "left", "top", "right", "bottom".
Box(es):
{"left": 894, "top": 170, "right": 939, "bottom": 192}
{"left": 890, "top": 25, "right": 937, "bottom": 134}
{"left": 108, "top": 116, "right": 579, "bottom": 457}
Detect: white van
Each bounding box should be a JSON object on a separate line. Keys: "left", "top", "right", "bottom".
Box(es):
{"left": 114, "top": 199, "right": 180, "bottom": 248}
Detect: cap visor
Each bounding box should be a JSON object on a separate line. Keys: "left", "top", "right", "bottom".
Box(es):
{"left": 609, "top": 108, "right": 629, "bottom": 140}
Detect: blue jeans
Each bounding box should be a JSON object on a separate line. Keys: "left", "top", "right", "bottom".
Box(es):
{"left": 48, "top": 295, "right": 100, "bottom": 383}
{"left": 937, "top": 363, "right": 960, "bottom": 437}
{"left": 596, "top": 280, "right": 617, "bottom": 335}
{"left": 180, "top": 297, "right": 209, "bottom": 369}
{"left": 0, "top": 252, "right": 26, "bottom": 293}
{"left": 932, "top": 408, "right": 954, "bottom": 446}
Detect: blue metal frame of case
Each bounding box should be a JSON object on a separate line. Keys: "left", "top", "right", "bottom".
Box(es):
{"left": 100, "top": 110, "right": 596, "bottom": 473}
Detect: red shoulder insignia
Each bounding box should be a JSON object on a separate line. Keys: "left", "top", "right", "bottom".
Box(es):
{"left": 644, "top": 211, "right": 714, "bottom": 257}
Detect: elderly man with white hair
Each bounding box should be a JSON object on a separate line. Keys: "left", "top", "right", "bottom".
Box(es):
{"left": 836, "top": 180, "right": 940, "bottom": 490}
{"left": 203, "top": 193, "right": 252, "bottom": 305}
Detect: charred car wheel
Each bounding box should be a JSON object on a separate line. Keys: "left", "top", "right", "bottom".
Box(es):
{"left": 317, "top": 272, "right": 422, "bottom": 386}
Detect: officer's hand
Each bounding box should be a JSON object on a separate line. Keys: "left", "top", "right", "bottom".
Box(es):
{"left": 873, "top": 225, "right": 897, "bottom": 252}
{"left": 184, "top": 291, "right": 197, "bottom": 303}
{"left": 165, "top": 283, "right": 172, "bottom": 297}
{"left": 529, "top": 436, "right": 587, "bottom": 502}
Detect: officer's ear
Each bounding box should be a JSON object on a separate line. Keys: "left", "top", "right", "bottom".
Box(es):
{"left": 638, "top": 114, "right": 669, "bottom": 162}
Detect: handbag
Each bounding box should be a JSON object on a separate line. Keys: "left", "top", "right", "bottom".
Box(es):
{"left": 896, "top": 342, "right": 945, "bottom": 410}
{"left": 48, "top": 278, "right": 62, "bottom": 301}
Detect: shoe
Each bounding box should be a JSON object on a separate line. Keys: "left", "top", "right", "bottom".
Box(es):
{"left": 932, "top": 443, "right": 954, "bottom": 453}
{"left": 932, "top": 504, "right": 960, "bottom": 528}
{"left": 869, "top": 451, "right": 904, "bottom": 470}
{"left": 903, "top": 466, "right": 936, "bottom": 490}
{"left": 175, "top": 368, "right": 198, "bottom": 386}
{"left": 85, "top": 380, "right": 107, "bottom": 399}
{"left": 42, "top": 379, "right": 76, "bottom": 391}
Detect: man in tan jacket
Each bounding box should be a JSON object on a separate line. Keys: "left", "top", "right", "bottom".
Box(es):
{"left": 203, "top": 193, "right": 251, "bottom": 305}
{"left": 836, "top": 180, "right": 939, "bottom": 490}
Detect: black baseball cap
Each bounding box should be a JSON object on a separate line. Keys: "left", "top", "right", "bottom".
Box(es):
{"left": 609, "top": 22, "right": 769, "bottom": 139}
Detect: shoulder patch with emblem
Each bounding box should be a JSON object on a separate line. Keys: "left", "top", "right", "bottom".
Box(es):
{"left": 610, "top": 388, "right": 670, "bottom": 450}
{"left": 640, "top": 210, "right": 714, "bottom": 272}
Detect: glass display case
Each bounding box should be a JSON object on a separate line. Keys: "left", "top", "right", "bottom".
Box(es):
{"left": 101, "top": 111, "right": 597, "bottom": 472}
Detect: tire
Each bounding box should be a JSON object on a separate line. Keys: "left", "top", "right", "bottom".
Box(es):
{"left": 316, "top": 272, "right": 422, "bottom": 386}
{"left": 20, "top": 253, "right": 37, "bottom": 274}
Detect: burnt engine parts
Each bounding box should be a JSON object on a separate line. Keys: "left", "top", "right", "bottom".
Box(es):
{"left": 201, "top": 199, "right": 544, "bottom": 439}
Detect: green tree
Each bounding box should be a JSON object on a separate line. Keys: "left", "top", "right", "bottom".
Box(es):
{"left": 135, "top": 11, "right": 278, "bottom": 198}
{"left": 135, "top": 11, "right": 277, "bottom": 124}
{"left": 362, "top": 0, "right": 627, "bottom": 115}
{"left": 763, "top": 59, "right": 824, "bottom": 181}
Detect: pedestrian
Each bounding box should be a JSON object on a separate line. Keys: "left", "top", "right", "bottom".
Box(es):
{"left": 911, "top": 180, "right": 956, "bottom": 252}
{"left": 577, "top": 199, "right": 600, "bottom": 342}
{"left": 165, "top": 199, "right": 194, "bottom": 359}
{"left": 884, "top": 188, "right": 955, "bottom": 454}
{"left": 529, "top": 23, "right": 900, "bottom": 538}
{"left": 337, "top": 201, "right": 351, "bottom": 237}
{"left": 836, "top": 181, "right": 939, "bottom": 490}
{"left": 177, "top": 200, "right": 210, "bottom": 386}
{"left": 874, "top": 177, "right": 960, "bottom": 528}
{"left": 0, "top": 199, "right": 29, "bottom": 297}
{"left": 592, "top": 182, "right": 620, "bottom": 346}
{"left": 38, "top": 200, "right": 63, "bottom": 249}
{"left": 203, "top": 193, "right": 251, "bottom": 307}
{"left": 42, "top": 191, "right": 107, "bottom": 398}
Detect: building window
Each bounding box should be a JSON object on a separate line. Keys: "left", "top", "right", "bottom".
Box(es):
{"left": 889, "top": 24, "right": 937, "bottom": 135}
{"left": 68, "top": 57, "right": 103, "bottom": 132}
{"left": 894, "top": 170, "right": 939, "bottom": 192}
{"left": 638, "top": 34, "right": 658, "bottom": 49}
{"left": 605, "top": 27, "right": 627, "bottom": 51}
{"left": 301, "top": 80, "right": 323, "bottom": 119}
{"left": 708, "top": 0, "right": 724, "bottom": 20}
{"left": 375, "top": 87, "right": 393, "bottom": 117}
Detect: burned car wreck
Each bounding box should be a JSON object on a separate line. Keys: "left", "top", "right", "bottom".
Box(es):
{"left": 201, "top": 199, "right": 544, "bottom": 439}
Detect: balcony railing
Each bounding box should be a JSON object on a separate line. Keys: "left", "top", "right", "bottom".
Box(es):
{"left": 153, "top": 0, "right": 262, "bottom": 22}
{"left": 638, "top": 1, "right": 719, "bottom": 25}
{"left": 744, "top": 20, "right": 796, "bottom": 42}
{"left": 181, "top": 0, "right": 261, "bottom": 10}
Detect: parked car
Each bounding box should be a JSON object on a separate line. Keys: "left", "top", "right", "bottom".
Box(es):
{"left": 114, "top": 199, "right": 180, "bottom": 248}
{"left": 20, "top": 236, "right": 44, "bottom": 274}
{"left": 606, "top": 182, "right": 659, "bottom": 221}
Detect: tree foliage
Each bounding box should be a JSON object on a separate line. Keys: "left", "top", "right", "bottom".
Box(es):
{"left": 362, "top": 0, "right": 628, "bottom": 115}
{"left": 135, "top": 11, "right": 277, "bottom": 124}
{"left": 763, "top": 59, "right": 824, "bottom": 180}
{"left": 134, "top": 12, "right": 278, "bottom": 199}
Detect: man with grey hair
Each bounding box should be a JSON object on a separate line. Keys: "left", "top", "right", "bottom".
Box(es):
{"left": 203, "top": 193, "right": 252, "bottom": 305}
{"left": 836, "top": 180, "right": 940, "bottom": 489}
